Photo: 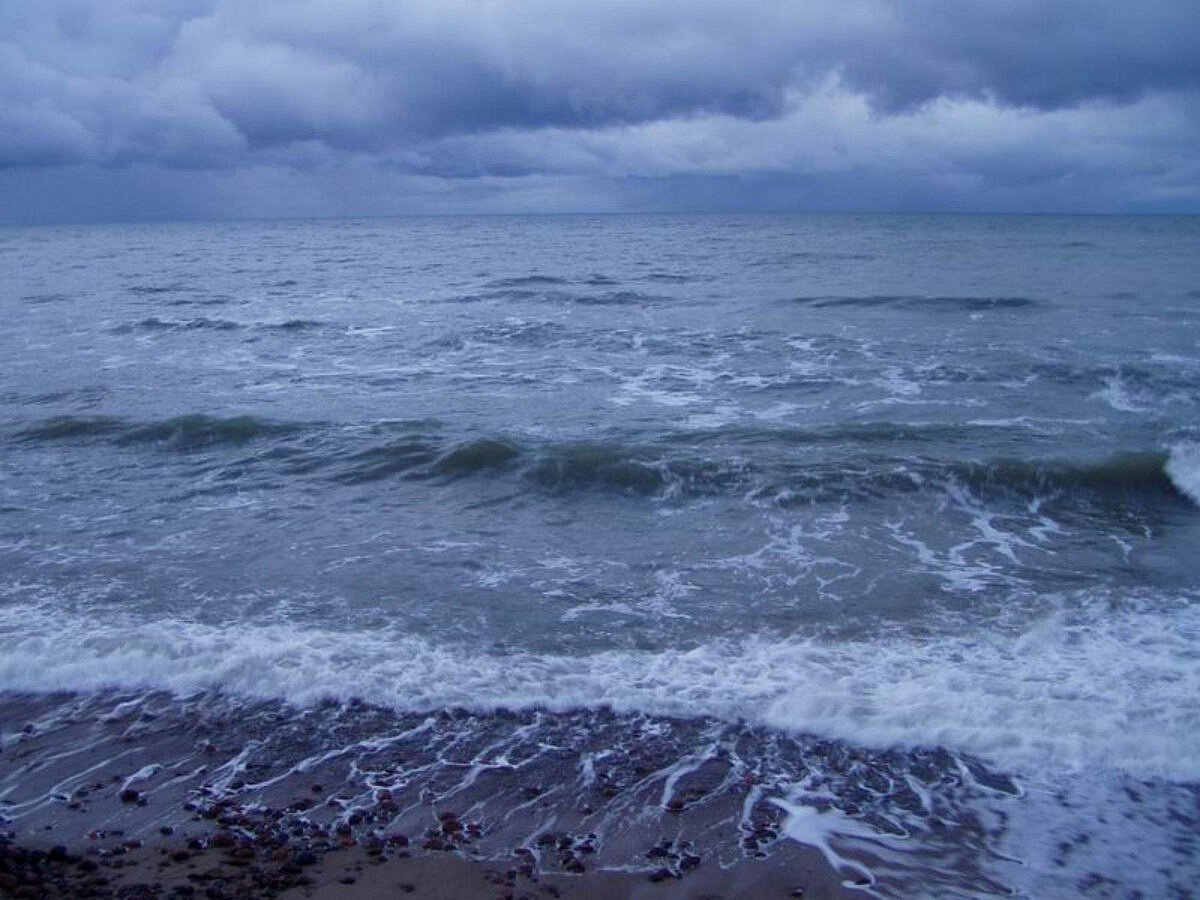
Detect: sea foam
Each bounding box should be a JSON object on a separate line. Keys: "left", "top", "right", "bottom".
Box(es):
{"left": 1, "top": 590, "right": 1197, "bottom": 782}
{"left": 1166, "top": 442, "right": 1200, "bottom": 505}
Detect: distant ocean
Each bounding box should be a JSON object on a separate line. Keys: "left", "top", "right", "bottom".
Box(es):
{"left": 2, "top": 213, "right": 1198, "bottom": 896}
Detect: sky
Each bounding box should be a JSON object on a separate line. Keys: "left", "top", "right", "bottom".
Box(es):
{"left": 2, "top": 0, "right": 1199, "bottom": 224}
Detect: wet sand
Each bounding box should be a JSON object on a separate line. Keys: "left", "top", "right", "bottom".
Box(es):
{"left": 0, "top": 691, "right": 880, "bottom": 899}
{"left": 0, "top": 796, "right": 859, "bottom": 900}
{"left": 286, "top": 843, "right": 856, "bottom": 899}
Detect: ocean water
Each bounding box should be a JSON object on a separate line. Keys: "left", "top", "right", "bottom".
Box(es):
{"left": 1, "top": 213, "right": 1198, "bottom": 896}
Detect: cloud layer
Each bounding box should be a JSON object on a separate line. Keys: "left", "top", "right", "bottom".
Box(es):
{"left": 2, "top": 0, "right": 1198, "bottom": 220}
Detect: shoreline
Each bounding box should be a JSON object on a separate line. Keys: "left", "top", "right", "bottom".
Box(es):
{"left": 4, "top": 683, "right": 1197, "bottom": 897}
{"left": 0, "top": 690, "right": 878, "bottom": 898}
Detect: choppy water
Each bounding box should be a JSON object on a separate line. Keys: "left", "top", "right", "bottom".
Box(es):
{"left": 1, "top": 214, "right": 1198, "bottom": 896}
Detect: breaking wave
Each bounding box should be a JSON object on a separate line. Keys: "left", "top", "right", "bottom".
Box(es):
{"left": 9, "top": 415, "right": 1198, "bottom": 508}
{"left": 1165, "top": 442, "right": 1200, "bottom": 504}
{"left": 0, "top": 591, "right": 1196, "bottom": 781}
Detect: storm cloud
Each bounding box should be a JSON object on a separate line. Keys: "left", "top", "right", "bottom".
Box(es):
{"left": 2, "top": 0, "right": 1198, "bottom": 221}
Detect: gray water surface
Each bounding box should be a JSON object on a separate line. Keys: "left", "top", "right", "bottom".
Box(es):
{"left": 2, "top": 214, "right": 1199, "bottom": 895}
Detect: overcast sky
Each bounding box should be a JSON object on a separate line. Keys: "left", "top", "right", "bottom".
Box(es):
{"left": 2, "top": 0, "right": 1199, "bottom": 223}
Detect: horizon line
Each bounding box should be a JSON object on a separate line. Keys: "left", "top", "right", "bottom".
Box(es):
{"left": 5, "top": 207, "right": 1200, "bottom": 230}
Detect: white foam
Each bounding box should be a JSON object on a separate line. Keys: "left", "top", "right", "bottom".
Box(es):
{"left": 1166, "top": 442, "right": 1200, "bottom": 505}
{"left": 772, "top": 798, "right": 885, "bottom": 884}
{"left": 0, "top": 592, "right": 1197, "bottom": 781}
{"left": 978, "top": 766, "right": 1200, "bottom": 899}
{"left": 1091, "top": 373, "right": 1148, "bottom": 412}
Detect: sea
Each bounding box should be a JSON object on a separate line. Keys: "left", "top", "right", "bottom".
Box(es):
{"left": 1, "top": 213, "right": 1197, "bottom": 897}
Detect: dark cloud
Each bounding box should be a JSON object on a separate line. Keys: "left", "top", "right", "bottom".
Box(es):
{"left": 1, "top": 0, "right": 1198, "bottom": 218}
{"left": 840, "top": 1, "right": 1200, "bottom": 111}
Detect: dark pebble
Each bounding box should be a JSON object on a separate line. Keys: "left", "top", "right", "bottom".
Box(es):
{"left": 119, "top": 789, "right": 141, "bottom": 804}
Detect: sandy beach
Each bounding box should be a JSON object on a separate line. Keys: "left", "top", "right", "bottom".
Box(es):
{"left": 0, "top": 834, "right": 857, "bottom": 899}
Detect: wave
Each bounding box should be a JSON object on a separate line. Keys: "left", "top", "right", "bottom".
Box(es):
{"left": 13, "top": 414, "right": 302, "bottom": 450}
{"left": 433, "top": 437, "right": 521, "bottom": 474}
{"left": 484, "top": 275, "right": 568, "bottom": 288}
{"left": 1165, "top": 443, "right": 1200, "bottom": 504}
{"left": 643, "top": 271, "right": 700, "bottom": 283}
{"left": 569, "top": 290, "right": 667, "bottom": 306}
{"left": 956, "top": 452, "right": 1187, "bottom": 503}
{"left": 673, "top": 421, "right": 985, "bottom": 447}
{"left": 523, "top": 443, "right": 740, "bottom": 494}
{"left": 110, "top": 316, "right": 240, "bottom": 333}
{"left": 332, "top": 436, "right": 732, "bottom": 493}
{"left": 111, "top": 316, "right": 328, "bottom": 333}
{"left": 789, "top": 294, "right": 1038, "bottom": 311}
{"left": 116, "top": 414, "right": 304, "bottom": 450}
{"left": 12, "top": 415, "right": 127, "bottom": 441}
{"left": 8, "top": 416, "right": 749, "bottom": 495}
{"left": 10, "top": 415, "right": 1197, "bottom": 509}
{"left": 0, "top": 591, "right": 1196, "bottom": 780}
{"left": 127, "top": 283, "right": 186, "bottom": 295}
{"left": 267, "top": 318, "right": 325, "bottom": 331}
{"left": 747, "top": 447, "right": 1193, "bottom": 510}
{"left": 20, "top": 292, "right": 72, "bottom": 304}
{"left": 453, "top": 288, "right": 674, "bottom": 307}
{"left": 332, "top": 437, "right": 442, "bottom": 482}
{"left": 752, "top": 251, "right": 875, "bottom": 266}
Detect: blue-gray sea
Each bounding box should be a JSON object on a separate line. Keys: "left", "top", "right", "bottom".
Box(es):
{"left": 2, "top": 214, "right": 1198, "bottom": 897}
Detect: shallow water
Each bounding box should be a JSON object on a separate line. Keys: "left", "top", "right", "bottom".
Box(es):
{"left": 1, "top": 213, "right": 1198, "bottom": 896}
